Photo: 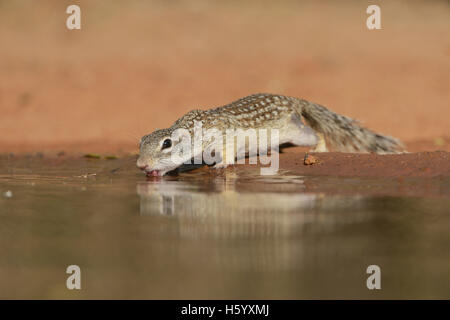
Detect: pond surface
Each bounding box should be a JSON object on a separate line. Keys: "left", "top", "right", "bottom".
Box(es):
{"left": 0, "top": 155, "right": 449, "bottom": 299}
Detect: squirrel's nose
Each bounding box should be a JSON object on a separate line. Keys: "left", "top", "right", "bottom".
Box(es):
{"left": 138, "top": 164, "right": 148, "bottom": 171}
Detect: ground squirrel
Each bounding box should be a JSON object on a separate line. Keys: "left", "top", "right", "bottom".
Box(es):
{"left": 137, "top": 93, "right": 404, "bottom": 176}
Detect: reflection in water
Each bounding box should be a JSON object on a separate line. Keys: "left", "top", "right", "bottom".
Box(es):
{"left": 0, "top": 159, "right": 449, "bottom": 299}
{"left": 136, "top": 172, "right": 374, "bottom": 272}
{"left": 137, "top": 174, "right": 371, "bottom": 228}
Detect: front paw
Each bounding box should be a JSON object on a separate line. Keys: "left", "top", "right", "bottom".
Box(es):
{"left": 213, "top": 162, "right": 229, "bottom": 169}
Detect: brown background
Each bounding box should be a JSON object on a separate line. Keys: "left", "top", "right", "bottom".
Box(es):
{"left": 1, "top": 0, "right": 449, "bottom": 153}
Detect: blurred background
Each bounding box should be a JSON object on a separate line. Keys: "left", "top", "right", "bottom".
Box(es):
{"left": 0, "top": 0, "right": 449, "bottom": 153}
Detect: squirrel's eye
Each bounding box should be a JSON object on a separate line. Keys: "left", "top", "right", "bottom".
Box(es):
{"left": 162, "top": 139, "right": 172, "bottom": 150}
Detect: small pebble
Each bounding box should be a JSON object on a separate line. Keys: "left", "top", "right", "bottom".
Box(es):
{"left": 3, "top": 190, "right": 13, "bottom": 198}
{"left": 304, "top": 153, "right": 318, "bottom": 165}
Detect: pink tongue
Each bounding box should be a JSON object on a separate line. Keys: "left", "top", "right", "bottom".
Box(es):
{"left": 147, "top": 170, "right": 159, "bottom": 177}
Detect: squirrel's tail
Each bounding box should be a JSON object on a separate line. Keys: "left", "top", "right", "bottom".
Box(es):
{"left": 293, "top": 99, "right": 405, "bottom": 154}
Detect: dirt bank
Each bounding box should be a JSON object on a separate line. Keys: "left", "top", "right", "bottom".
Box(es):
{"left": 2, "top": 149, "right": 449, "bottom": 179}
{"left": 281, "top": 150, "right": 450, "bottom": 178}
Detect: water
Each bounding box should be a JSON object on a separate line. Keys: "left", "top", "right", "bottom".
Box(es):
{"left": 0, "top": 155, "right": 449, "bottom": 299}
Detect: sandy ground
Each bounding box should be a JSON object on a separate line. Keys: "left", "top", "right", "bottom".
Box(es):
{"left": 281, "top": 149, "right": 450, "bottom": 178}
{"left": 2, "top": 149, "right": 449, "bottom": 179}
{"left": 0, "top": 1, "right": 449, "bottom": 174}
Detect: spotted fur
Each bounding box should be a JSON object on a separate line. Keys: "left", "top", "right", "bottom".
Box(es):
{"left": 138, "top": 93, "right": 404, "bottom": 175}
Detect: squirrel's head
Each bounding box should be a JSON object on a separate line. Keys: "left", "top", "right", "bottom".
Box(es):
{"left": 137, "top": 128, "right": 192, "bottom": 176}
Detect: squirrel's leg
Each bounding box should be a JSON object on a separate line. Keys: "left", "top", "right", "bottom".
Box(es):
{"left": 213, "top": 162, "right": 229, "bottom": 169}
{"left": 288, "top": 117, "right": 318, "bottom": 147}
{"left": 311, "top": 132, "right": 328, "bottom": 152}
{"left": 212, "top": 146, "right": 229, "bottom": 169}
